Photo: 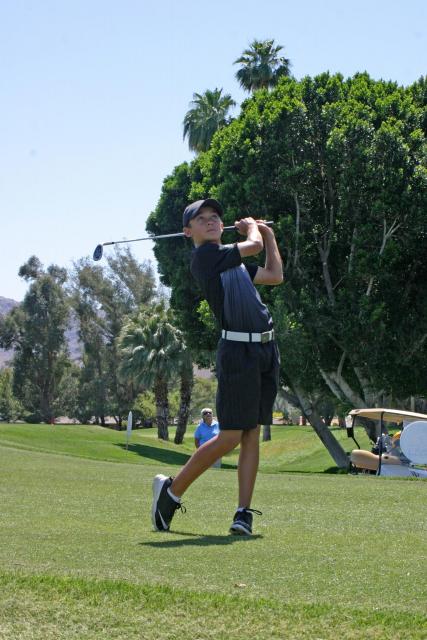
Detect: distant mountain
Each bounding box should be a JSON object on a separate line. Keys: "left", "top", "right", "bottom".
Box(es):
{"left": 0, "top": 297, "right": 19, "bottom": 367}
{"left": 0, "top": 296, "right": 82, "bottom": 367}
{"left": 0, "top": 296, "right": 18, "bottom": 316}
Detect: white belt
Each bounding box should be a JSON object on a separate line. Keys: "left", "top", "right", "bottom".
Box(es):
{"left": 221, "top": 329, "right": 275, "bottom": 343}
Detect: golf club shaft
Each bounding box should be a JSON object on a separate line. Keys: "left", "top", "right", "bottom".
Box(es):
{"left": 102, "top": 221, "right": 274, "bottom": 247}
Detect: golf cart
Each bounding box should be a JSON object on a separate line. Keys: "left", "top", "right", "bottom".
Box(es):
{"left": 346, "top": 408, "right": 427, "bottom": 478}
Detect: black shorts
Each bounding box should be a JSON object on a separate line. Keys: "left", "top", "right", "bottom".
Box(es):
{"left": 215, "top": 339, "right": 280, "bottom": 430}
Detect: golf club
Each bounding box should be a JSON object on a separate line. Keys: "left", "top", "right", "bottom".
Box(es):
{"left": 93, "top": 221, "right": 274, "bottom": 261}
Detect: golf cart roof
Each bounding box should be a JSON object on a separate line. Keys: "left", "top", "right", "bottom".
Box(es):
{"left": 349, "top": 408, "right": 427, "bottom": 423}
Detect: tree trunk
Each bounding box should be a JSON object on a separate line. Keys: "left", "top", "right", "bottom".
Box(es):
{"left": 174, "top": 362, "right": 194, "bottom": 444}
{"left": 306, "top": 409, "right": 349, "bottom": 468}
{"left": 262, "top": 424, "right": 271, "bottom": 441}
{"left": 154, "top": 376, "right": 169, "bottom": 440}
{"left": 320, "top": 367, "right": 365, "bottom": 408}
{"left": 282, "top": 386, "right": 349, "bottom": 469}
{"left": 41, "top": 383, "right": 52, "bottom": 423}
{"left": 293, "top": 191, "right": 301, "bottom": 268}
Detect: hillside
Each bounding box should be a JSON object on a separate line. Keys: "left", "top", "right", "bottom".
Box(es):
{"left": 0, "top": 297, "right": 18, "bottom": 316}
{"left": 0, "top": 296, "right": 81, "bottom": 366}
{"left": 0, "top": 297, "right": 19, "bottom": 366}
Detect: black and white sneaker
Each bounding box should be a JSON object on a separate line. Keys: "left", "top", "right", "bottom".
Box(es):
{"left": 229, "top": 508, "right": 262, "bottom": 535}
{"left": 151, "top": 474, "right": 183, "bottom": 531}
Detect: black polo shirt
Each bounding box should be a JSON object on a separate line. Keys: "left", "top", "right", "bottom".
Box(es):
{"left": 190, "top": 242, "right": 273, "bottom": 333}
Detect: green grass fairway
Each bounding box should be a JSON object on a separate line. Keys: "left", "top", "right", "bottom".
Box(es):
{"left": 0, "top": 421, "right": 374, "bottom": 472}
{"left": 0, "top": 424, "right": 426, "bottom": 639}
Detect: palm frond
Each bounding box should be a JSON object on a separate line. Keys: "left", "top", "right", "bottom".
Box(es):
{"left": 183, "top": 88, "right": 236, "bottom": 152}
{"left": 234, "top": 38, "right": 291, "bottom": 92}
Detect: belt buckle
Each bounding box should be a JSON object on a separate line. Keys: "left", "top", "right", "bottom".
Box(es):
{"left": 261, "top": 331, "right": 270, "bottom": 344}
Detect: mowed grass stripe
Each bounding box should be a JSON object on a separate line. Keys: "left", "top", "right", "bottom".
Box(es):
{"left": 0, "top": 422, "right": 373, "bottom": 473}
{"left": 1, "top": 572, "right": 426, "bottom": 640}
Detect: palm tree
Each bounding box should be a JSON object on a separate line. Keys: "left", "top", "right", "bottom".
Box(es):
{"left": 183, "top": 88, "right": 236, "bottom": 153}
{"left": 118, "top": 304, "right": 186, "bottom": 440}
{"left": 234, "top": 39, "right": 291, "bottom": 93}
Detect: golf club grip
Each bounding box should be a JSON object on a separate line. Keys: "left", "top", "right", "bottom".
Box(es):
{"left": 224, "top": 221, "right": 274, "bottom": 232}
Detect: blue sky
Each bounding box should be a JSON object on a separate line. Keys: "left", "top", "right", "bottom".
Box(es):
{"left": 1, "top": 0, "right": 426, "bottom": 300}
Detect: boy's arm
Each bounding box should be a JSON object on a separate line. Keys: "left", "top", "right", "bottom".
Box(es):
{"left": 235, "top": 217, "right": 264, "bottom": 257}
{"left": 253, "top": 222, "right": 283, "bottom": 285}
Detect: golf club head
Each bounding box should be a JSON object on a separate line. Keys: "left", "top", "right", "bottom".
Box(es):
{"left": 93, "top": 244, "right": 103, "bottom": 261}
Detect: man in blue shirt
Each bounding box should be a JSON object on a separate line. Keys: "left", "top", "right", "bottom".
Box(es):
{"left": 194, "top": 408, "right": 219, "bottom": 448}
{"left": 194, "top": 408, "right": 221, "bottom": 468}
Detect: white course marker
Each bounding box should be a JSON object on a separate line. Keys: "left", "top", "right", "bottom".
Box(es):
{"left": 126, "top": 411, "right": 133, "bottom": 451}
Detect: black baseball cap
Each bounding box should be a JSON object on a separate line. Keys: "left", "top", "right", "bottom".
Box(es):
{"left": 182, "top": 198, "right": 223, "bottom": 227}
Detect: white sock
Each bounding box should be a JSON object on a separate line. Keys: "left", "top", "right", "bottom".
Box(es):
{"left": 167, "top": 487, "right": 181, "bottom": 503}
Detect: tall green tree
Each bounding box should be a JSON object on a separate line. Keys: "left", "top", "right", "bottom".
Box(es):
{"left": 118, "top": 303, "right": 187, "bottom": 440}
{"left": 149, "top": 72, "right": 427, "bottom": 468}
{"left": 234, "top": 39, "right": 291, "bottom": 92}
{"left": 189, "top": 377, "right": 217, "bottom": 420}
{"left": 132, "top": 390, "right": 156, "bottom": 425}
{"left": 0, "top": 257, "right": 71, "bottom": 422}
{"left": 70, "top": 247, "right": 156, "bottom": 425}
{"left": 410, "top": 75, "right": 427, "bottom": 133}
{"left": 183, "top": 88, "right": 236, "bottom": 153}
{"left": 0, "top": 368, "right": 23, "bottom": 422}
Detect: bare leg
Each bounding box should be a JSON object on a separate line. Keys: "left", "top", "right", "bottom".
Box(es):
{"left": 351, "top": 449, "right": 404, "bottom": 471}
{"left": 171, "top": 430, "right": 242, "bottom": 497}
{"left": 237, "top": 425, "right": 260, "bottom": 508}
{"left": 350, "top": 449, "right": 379, "bottom": 471}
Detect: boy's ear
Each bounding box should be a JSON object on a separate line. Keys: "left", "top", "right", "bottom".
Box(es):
{"left": 183, "top": 226, "right": 192, "bottom": 238}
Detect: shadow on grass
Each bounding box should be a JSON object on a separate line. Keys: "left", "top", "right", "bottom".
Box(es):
{"left": 116, "top": 443, "right": 237, "bottom": 469}
{"left": 139, "top": 532, "right": 263, "bottom": 548}
{"left": 116, "top": 443, "right": 190, "bottom": 465}
{"left": 265, "top": 467, "right": 345, "bottom": 475}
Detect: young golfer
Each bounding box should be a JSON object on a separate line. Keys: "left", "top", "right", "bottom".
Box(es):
{"left": 152, "top": 198, "right": 283, "bottom": 535}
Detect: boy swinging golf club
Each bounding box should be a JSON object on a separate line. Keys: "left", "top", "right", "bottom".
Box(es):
{"left": 152, "top": 198, "right": 283, "bottom": 535}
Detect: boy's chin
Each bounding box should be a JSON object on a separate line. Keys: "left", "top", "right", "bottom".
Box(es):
{"left": 203, "top": 236, "right": 221, "bottom": 243}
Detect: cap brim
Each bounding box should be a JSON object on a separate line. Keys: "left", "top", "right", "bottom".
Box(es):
{"left": 183, "top": 198, "right": 223, "bottom": 227}
{"left": 200, "top": 199, "right": 223, "bottom": 217}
